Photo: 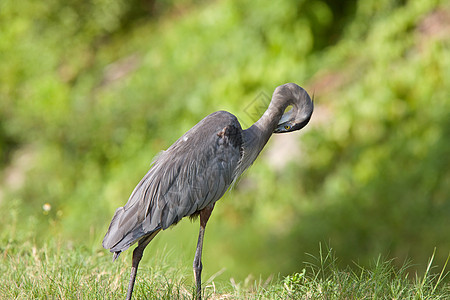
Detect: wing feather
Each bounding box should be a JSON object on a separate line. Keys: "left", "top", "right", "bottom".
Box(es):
{"left": 103, "top": 111, "right": 243, "bottom": 254}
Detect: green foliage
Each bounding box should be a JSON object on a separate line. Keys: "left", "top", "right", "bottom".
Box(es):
{"left": 0, "top": 0, "right": 449, "bottom": 290}
{"left": 284, "top": 0, "right": 450, "bottom": 273}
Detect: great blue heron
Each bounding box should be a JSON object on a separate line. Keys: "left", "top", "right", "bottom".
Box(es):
{"left": 103, "top": 83, "right": 313, "bottom": 299}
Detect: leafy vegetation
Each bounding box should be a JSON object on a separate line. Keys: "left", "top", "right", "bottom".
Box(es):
{"left": 1, "top": 0, "right": 449, "bottom": 296}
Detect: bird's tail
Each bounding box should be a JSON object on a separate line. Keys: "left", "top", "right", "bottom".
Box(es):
{"left": 112, "top": 251, "right": 121, "bottom": 262}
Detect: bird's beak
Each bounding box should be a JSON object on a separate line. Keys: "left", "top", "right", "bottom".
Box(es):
{"left": 273, "top": 115, "right": 311, "bottom": 133}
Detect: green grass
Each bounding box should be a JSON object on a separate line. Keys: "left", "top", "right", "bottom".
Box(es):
{"left": 280, "top": 246, "right": 450, "bottom": 299}
{"left": 1, "top": 241, "right": 448, "bottom": 299}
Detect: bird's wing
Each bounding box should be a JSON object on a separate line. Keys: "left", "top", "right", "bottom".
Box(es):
{"left": 102, "top": 111, "right": 243, "bottom": 253}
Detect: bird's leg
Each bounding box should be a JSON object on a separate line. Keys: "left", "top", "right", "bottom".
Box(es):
{"left": 127, "top": 246, "right": 144, "bottom": 300}
{"left": 193, "top": 204, "right": 215, "bottom": 300}
{"left": 193, "top": 227, "right": 204, "bottom": 300}
{"left": 126, "top": 230, "right": 160, "bottom": 300}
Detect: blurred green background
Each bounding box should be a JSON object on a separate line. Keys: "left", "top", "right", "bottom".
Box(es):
{"left": 1, "top": 0, "right": 449, "bottom": 283}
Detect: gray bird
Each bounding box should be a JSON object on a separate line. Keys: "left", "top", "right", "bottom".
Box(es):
{"left": 103, "top": 83, "right": 314, "bottom": 300}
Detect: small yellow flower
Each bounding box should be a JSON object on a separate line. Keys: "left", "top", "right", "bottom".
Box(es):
{"left": 42, "top": 203, "right": 51, "bottom": 214}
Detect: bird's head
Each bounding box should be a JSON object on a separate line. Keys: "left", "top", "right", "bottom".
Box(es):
{"left": 273, "top": 83, "right": 314, "bottom": 133}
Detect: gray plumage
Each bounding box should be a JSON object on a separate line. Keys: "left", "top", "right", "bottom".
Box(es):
{"left": 103, "top": 111, "right": 242, "bottom": 255}
{"left": 103, "top": 83, "right": 314, "bottom": 300}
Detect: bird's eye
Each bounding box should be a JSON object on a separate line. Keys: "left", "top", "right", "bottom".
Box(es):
{"left": 284, "top": 125, "right": 291, "bottom": 130}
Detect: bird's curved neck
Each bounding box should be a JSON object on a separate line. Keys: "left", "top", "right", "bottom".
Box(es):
{"left": 240, "top": 100, "right": 286, "bottom": 169}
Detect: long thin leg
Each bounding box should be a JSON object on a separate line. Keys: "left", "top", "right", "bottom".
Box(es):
{"left": 193, "top": 204, "right": 215, "bottom": 300}
{"left": 126, "top": 230, "right": 160, "bottom": 300}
